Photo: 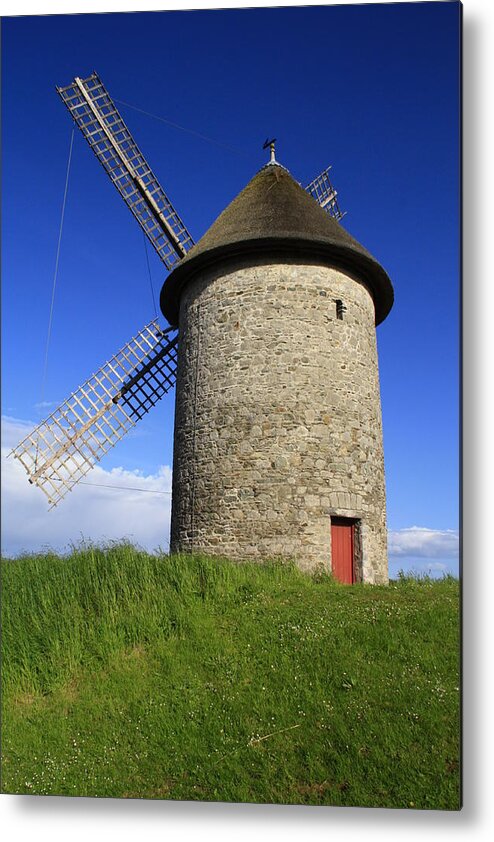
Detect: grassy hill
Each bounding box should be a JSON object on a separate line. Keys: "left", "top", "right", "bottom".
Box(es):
{"left": 1, "top": 543, "right": 460, "bottom": 809}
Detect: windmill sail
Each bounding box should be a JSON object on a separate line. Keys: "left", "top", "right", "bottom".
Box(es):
{"left": 11, "top": 321, "right": 178, "bottom": 508}
{"left": 305, "top": 166, "right": 345, "bottom": 221}
{"left": 57, "top": 72, "right": 195, "bottom": 270}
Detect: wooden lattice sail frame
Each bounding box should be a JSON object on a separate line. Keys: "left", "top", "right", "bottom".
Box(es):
{"left": 10, "top": 322, "right": 178, "bottom": 508}
{"left": 305, "top": 165, "right": 346, "bottom": 221}
{"left": 57, "top": 72, "right": 195, "bottom": 270}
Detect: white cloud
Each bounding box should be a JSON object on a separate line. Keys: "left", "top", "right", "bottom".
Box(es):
{"left": 34, "top": 400, "right": 59, "bottom": 411}
{"left": 388, "top": 526, "right": 459, "bottom": 559}
{"left": 1, "top": 416, "right": 172, "bottom": 558}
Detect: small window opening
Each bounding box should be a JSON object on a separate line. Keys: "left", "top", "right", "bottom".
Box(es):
{"left": 335, "top": 299, "right": 346, "bottom": 320}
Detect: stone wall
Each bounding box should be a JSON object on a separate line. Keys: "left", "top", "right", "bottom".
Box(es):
{"left": 170, "top": 256, "right": 388, "bottom": 583}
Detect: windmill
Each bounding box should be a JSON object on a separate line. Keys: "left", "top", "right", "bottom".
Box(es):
{"left": 10, "top": 72, "right": 346, "bottom": 510}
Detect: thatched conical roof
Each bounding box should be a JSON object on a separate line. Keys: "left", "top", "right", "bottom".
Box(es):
{"left": 160, "top": 163, "right": 393, "bottom": 325}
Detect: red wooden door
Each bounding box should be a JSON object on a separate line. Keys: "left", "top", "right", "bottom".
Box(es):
{"left": 331, "top": 520, "right": 354, "bottom": 584}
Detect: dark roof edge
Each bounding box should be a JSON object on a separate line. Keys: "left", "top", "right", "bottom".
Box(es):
{"left": 160, "top": 236, "right": 394, "bottom": 327}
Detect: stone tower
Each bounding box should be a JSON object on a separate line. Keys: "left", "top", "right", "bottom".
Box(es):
{"left": 160, "top": 160, "right": 393, "bottom": 583}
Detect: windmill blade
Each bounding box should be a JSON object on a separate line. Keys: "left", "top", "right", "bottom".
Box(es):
{"left": 10, "top": 321, "right": 178, "bottom": 509}
{"left": 57, "top": 72, "right": 195, "bottom": 270}
{"left": 305, "top": 166, "right": 346, "bottom": 221}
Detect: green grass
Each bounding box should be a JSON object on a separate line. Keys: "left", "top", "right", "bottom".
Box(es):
{"left": 1, "top": 543, "right": 460, "bottom": 809}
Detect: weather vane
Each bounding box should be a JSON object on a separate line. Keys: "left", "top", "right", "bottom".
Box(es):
{"left": 263, "top": 137, "right": 277, "bottom": 164}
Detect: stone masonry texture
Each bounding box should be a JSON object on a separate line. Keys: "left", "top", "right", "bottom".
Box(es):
{"left": 170, "top": 256, "right": 389, "bottom": 583}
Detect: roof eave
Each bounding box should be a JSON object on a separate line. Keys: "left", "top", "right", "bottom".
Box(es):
{"left": 160, "top": 236, "right": 394, "bottom": 327}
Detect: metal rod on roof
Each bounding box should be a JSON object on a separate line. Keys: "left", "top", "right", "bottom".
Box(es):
{"left": 263, "top": 137, "right": 277, "bottom": 164}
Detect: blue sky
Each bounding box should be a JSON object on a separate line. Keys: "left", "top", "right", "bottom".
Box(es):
{"left": 1, "top": 2, "right": 460, "bottom": 576}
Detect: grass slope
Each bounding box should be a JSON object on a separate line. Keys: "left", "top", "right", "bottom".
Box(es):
{"left": 1, "top": 544, "right": 460, "bottom": 809}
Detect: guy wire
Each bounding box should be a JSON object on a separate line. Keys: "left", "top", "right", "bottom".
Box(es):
{"left": 40, "top": 124, "right": 75, "bottom": 405}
